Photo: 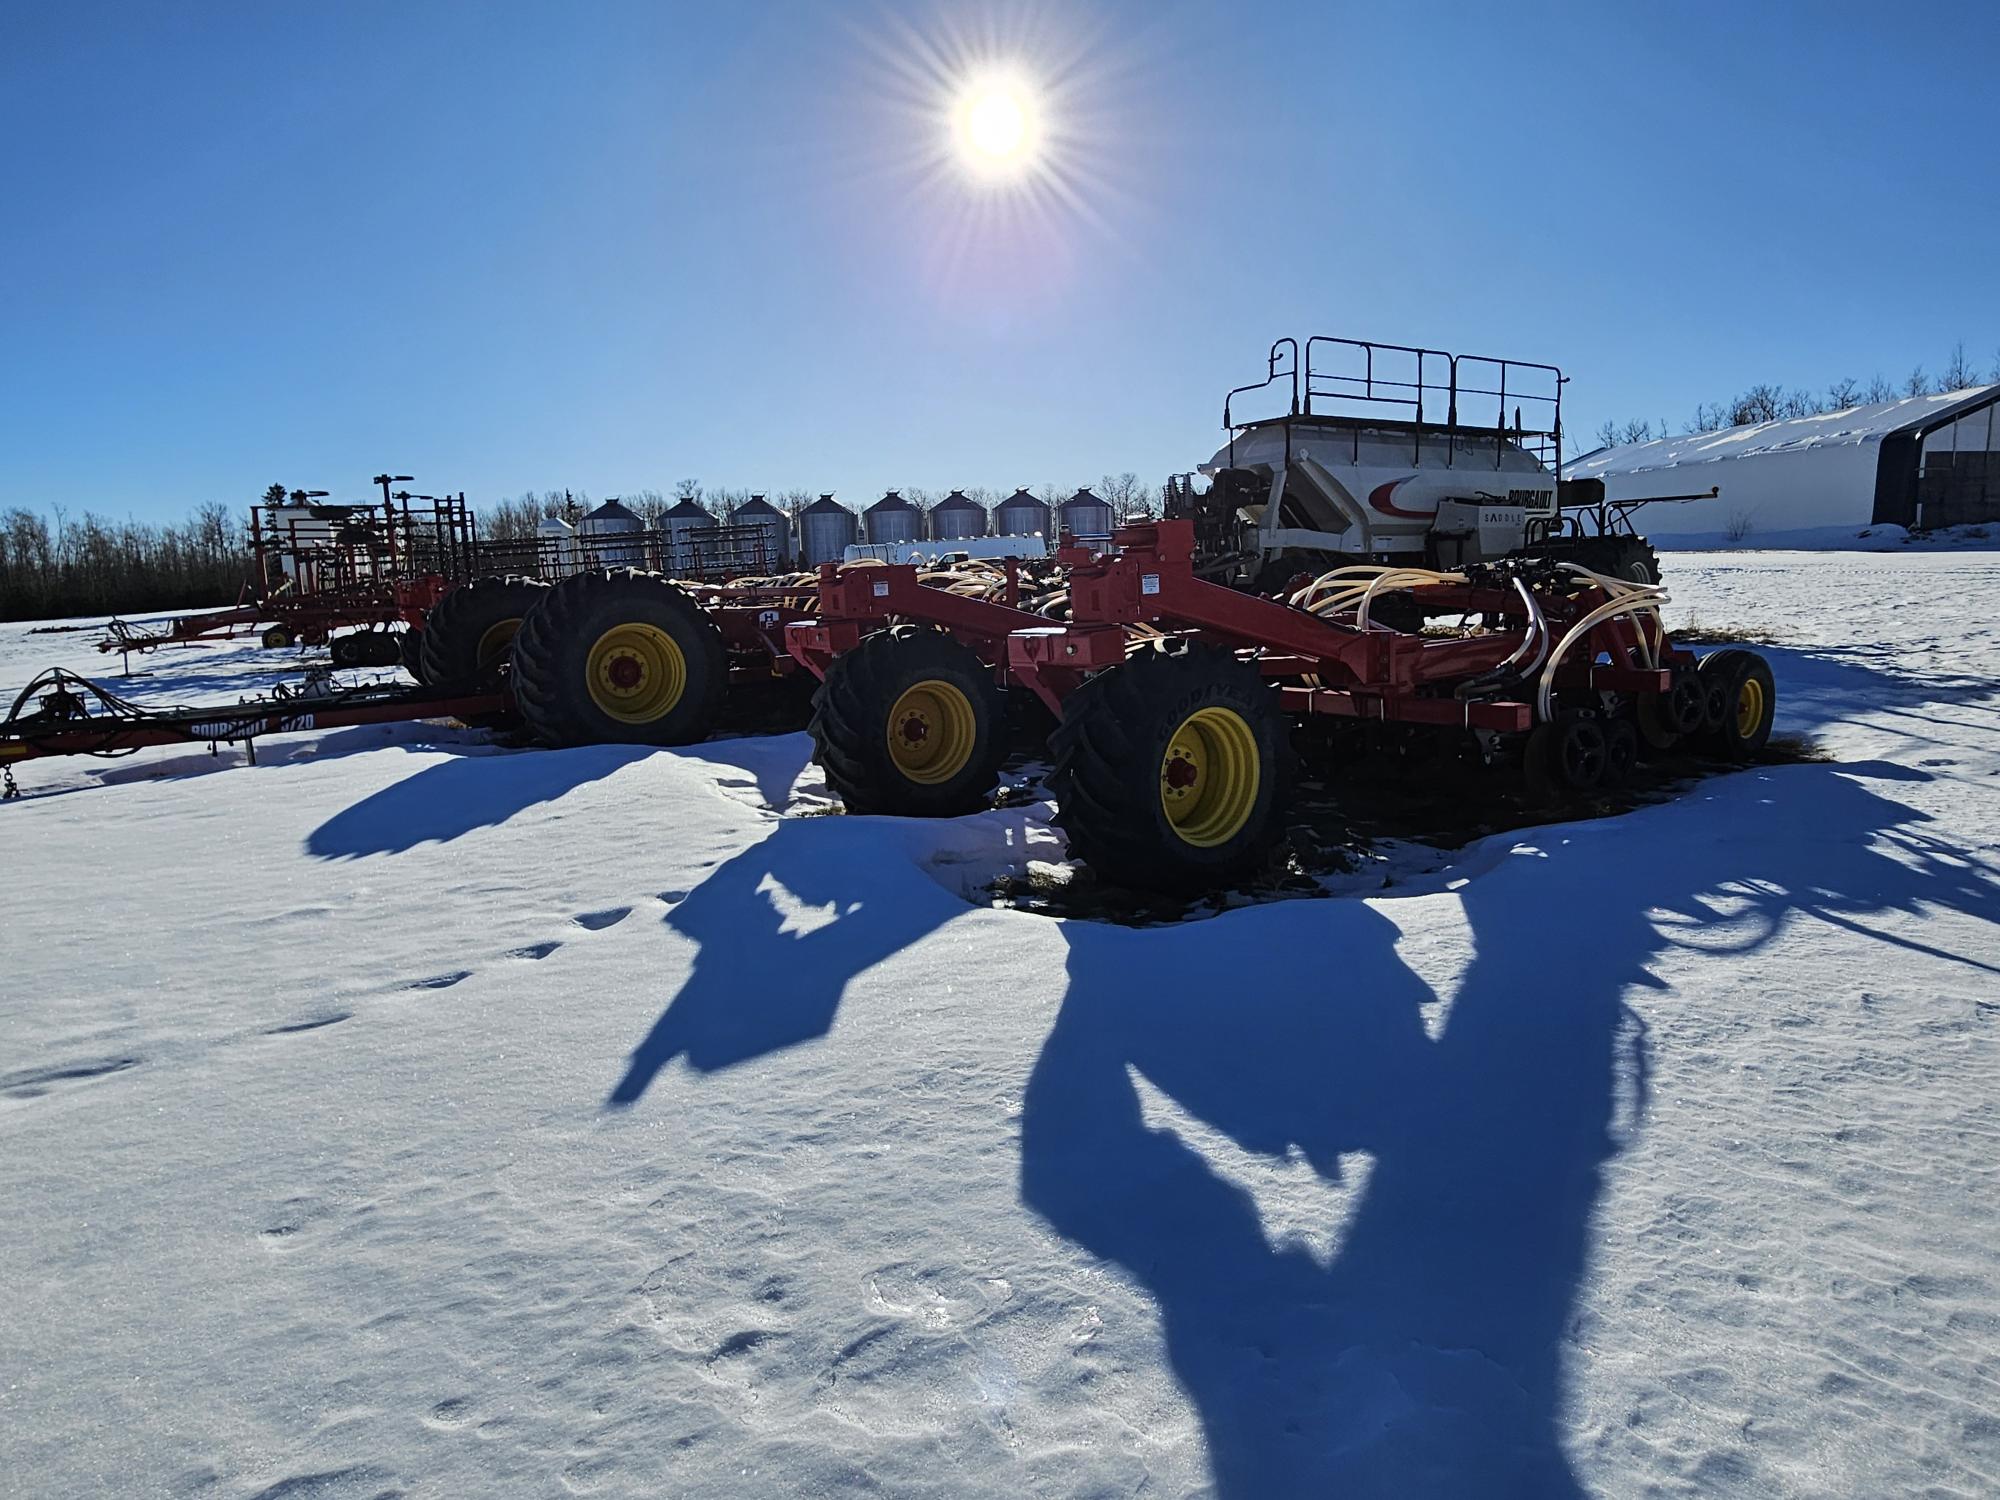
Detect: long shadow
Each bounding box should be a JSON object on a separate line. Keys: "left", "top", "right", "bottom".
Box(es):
{"left": 1023, "top": 761, "right": 2000, "bottom": 1495}
{"left": 606, "top": 815, "right": 971, "bottom": 1104}
{"left": 306, "top": 743, "right": 651, "bottom": 858}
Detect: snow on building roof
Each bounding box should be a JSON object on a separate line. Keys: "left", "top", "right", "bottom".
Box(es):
{"left": 1571, "top": 385, "right": 1998, "bottom": 480}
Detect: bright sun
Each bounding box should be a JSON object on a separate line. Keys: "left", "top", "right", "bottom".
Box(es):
{"left": 952, "top": 76, "right": 1041, "bottom": 178}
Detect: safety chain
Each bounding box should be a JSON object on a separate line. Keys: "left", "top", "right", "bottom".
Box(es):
{"left": 2, "top": 764, "right": 18, "bottom": 801}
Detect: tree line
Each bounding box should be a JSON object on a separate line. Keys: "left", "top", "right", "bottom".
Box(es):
{"left": 1593, "top": 341, "right": 1997, "bottom": 450}
{"left": 0, "top": 502, "right": 254, "bottom": 624}
{"left": 0, "top": 473, "right": 1161, "bottom": 622}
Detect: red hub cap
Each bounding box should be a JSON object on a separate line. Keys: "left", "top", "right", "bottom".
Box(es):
{"left": 1164, "top": 754, "right": 1198, "bottom": 790}
{"left": 607, "top": 655, "right": 643, "bottom": 689}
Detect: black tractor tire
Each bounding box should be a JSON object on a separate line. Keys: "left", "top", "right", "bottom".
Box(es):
{"left": 1531, "top": 534, "right": 1661, "bottom": 585}
{"left": 1365, "top": 592, "right": 1426, "bottom": 634}
{"left": 510, "top": 568, "right": 726, "bottom": 747}
{"left": 1576, "top": 536, "right": 1656, "bottom": 584}
{"left": 810, "top": 627, "right": 1008, "bottom": 817}
{"left": 1635, "top": 691, "right": 1681, "bottom": 755}
{"left": 1602, "top": 717, "right": 1639, "bottom": 787}
{"left": 1694, "top": 649, "right": 1776, "bottom": 761}
{"left": 1605, "top": 537, "right": 1661, "bottom": 585}
{"left": 261, "top": 624, "right": 296, "bottom": 650}
{"left": 420, "top": 576, "right": 550, "bottom": 688}
{"left": 1668, "top": 670, "right": 1709, "bottom": 735}
{"left": 1048, "top": 642, "right": 1290, "bottom": 891}
{"left": 331, "top": 631, "right": 402, "bottom": 669}
{"left": 399, "top": 629, "right": 428, "bottom": 682}
{"left": 1252, "top": 549, "right": 1348, "bottom": 599}
{"left": 1523, "top": 715, "right": 1607, "bottom": 804}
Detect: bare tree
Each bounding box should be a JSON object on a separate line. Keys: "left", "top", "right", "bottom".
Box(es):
{"left": 1825, "top": 377, "right": 1860, "bottom": 410}
{"left": 1730, "top": 385, "right": 1783, "bottom": 426}
{"left": 1904, "top": 367, "right": 1932, "bottom": 397}
{"left": 1863, "top": 373, "right": 1897, "bottom": 404}
{"left": 1941, "top": 341, "right": 1978, "bottom": 391}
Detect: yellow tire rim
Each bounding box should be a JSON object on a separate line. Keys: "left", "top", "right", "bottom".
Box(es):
{"left": 586, "top": 622, "right": 687, "bottom": 724}
{"left": 476, "top": 617, "right": 522, "bottom": 671}
{"left": 885, "top": 679, "right": 977, "bottom": 785}
{"left": 1159, "top": 705, "right": 1261, "bottom": 848}
{"left": 1735, "top": 676, "right": 1766, "bottom": 738}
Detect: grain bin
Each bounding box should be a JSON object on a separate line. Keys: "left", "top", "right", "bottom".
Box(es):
{"left": 797, "top": 494, "right": 860, "bottom": 568}
{"left": 1058, "top": 487, "right": 1113, "bottom": 544}
{"left": 576, "top": 497, "right": 647, "bottom": 568}
{"left": 863, "top": 490, "right": 922, "bottom": 546}
{"left": 928, "top": 489, "right": 988, "bottom": 540}
{"left": 727, "top": 494, "right": 791, "bottom": 571}
{"left": 993, "top": 487, "right": 1051, "bottom": 538}
{"left": 660, "top": 497, "right": 717, "bottom": 575}
{"left": 534, "top": 514, "right": 577, "bottom": 578}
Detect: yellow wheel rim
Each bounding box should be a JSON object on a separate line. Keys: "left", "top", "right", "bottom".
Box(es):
{"left": 585, "top": 622, "right": 687, "bottom": 724}
{"left": 476, "top": 617, "right": 522, "bottom": 671}
{"left": 1159, "top": 706, "right": 1261, "bottom": 848}
{"left": 885, "top": 679, "right": 978, "bottom": 785}
{"left": 1735, "top": 676, "right": 1766, "bottom": 738}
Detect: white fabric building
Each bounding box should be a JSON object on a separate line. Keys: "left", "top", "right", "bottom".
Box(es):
{"left": 1569, "top": 385, "right": 2000, "bottom": 545}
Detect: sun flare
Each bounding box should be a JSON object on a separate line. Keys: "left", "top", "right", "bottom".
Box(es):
{"left": 951, "top": 75, "right": 1041, "bottom": 179}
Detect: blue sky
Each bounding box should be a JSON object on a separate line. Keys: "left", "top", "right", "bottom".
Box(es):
{"left": 3, "top": 1, "right": 1995, "bottom": 522}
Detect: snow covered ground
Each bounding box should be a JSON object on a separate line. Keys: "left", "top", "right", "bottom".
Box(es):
{"left": 3, "top": 552, "right": 1997, "bottom": 1498}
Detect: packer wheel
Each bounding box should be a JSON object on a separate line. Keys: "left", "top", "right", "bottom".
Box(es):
{"left": 810, "top": 627, "right": 1008, "bottom": 816}
{"left": 1694, "top": 649, "right": 1776, "bottom": 761}
{"left": 419, "top": 576, "right": 550, "bottom": 688}
{"left": 510, "top": 568, "right": 725, "bottom": 746}
{"left": 1048, "top": 642, "right": 1288, "bottom": 891}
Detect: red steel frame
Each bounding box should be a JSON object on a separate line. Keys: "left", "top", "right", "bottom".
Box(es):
{"left": 999, "top": 520, "right": 1682, "bottom": 730}
{"left": 1, "top": 685, "right": 510, "bottom": 767}
{"left": 782, "top": 559, "right": 1045, "bottom": 679}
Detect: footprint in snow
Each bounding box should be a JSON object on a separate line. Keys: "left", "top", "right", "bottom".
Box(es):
{"left": 1, "top": 1056, "right": 141, "bottom": 1101}
{"left": 404, "top": 970, "right": 472, "bottom": 991}
{"left": 506, "top": 940, "right": 563, "bottom": 961}
{"left": 424, "top": 1397, "right": 476, "bottom": 1430}
{"left": 264, "top": 1013, "right": 351, "bottom": 1036}
{"left": 259, "top": 1195, "right": 337, "bottom": 1251}
{"left": 572, "top": 906, "right": 632, "bottom": 932}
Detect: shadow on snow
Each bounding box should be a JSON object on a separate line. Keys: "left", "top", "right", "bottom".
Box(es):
{"left": 305, "top": 741, "right": 653, "bottom": 858}
{"left": 606, "top": 814, "right": 970, "bottom": 1102}
{"left": 607, "top": 758, "right": 2000, "bottom": 1495}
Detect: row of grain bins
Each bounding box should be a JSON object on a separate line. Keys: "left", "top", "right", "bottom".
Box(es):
{"left": 831, "top": 488, "right": 1114, "bottom": 562}
{"left": 530, "top": 489, "right": 1114, "bottom": 573}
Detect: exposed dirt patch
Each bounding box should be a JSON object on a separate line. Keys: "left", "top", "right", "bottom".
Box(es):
{"left": 1669, "top": 623, "right": 1795, "bottom": 646}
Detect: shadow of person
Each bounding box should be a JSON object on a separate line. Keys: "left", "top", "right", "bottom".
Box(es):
{"left": 606, "top": 815, "right": 972, "bottom": 1106}
{"left": 306, "top": 742, "right": 651, "bottom": 858}
{"left": 1022, "top": 760, "right": 2000, "bottom": 1497}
